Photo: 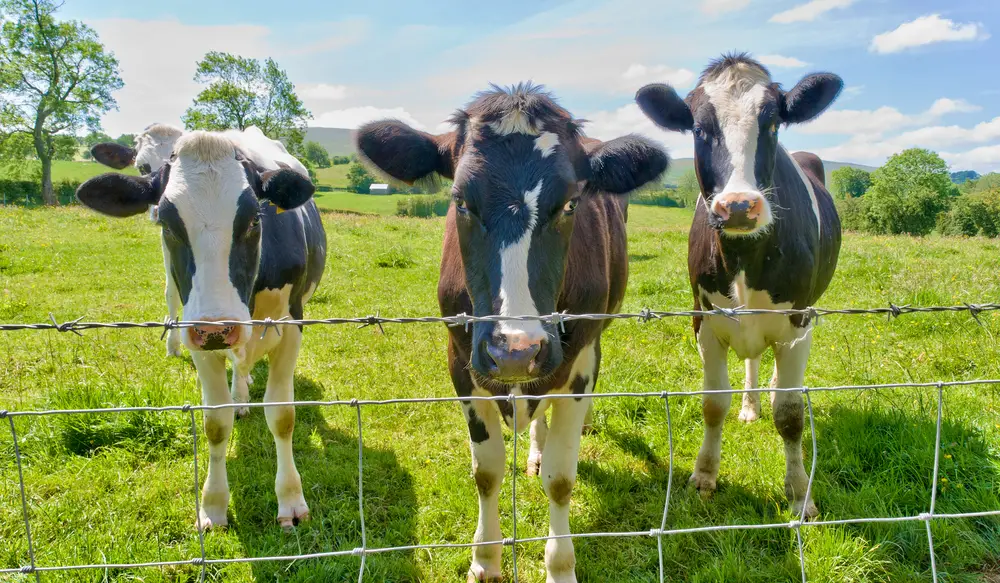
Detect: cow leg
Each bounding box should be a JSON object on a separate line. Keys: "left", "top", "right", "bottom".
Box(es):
{"left": 163, "top": 242, "right": 183, "bottom": 358}
{"left": 581, "top": 401, "right": 595, "bottom": 435}
{"left": 541, "top": 392, "right": 591, "bottom": 583}
{"left": 266, "top": 325, "right": 308, "bottom": 529}
{"left": 231, "top": 367, "right": 252, "bottom": 419}
{"left": 739, "top": 357, "right": 762, "bottom": 423}
{"left": 527, "top": 415, "right": 548, "bottom": 477}
{"left": 773, "top": 333, "right": 818, "bottom": 519}
{"left": 690, "top": 324, "right": 732, "bottom": 495}
{"left": 464, "top": 398, "right": 505, "bottom": 582}
{"left": 192, "top": 351, "right": 233, "bottom": 531}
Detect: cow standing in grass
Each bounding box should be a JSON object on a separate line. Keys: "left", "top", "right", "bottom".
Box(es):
{"left": 76, "top": 130, "right": 326, "bottom": 530}
{"left": 635, "top": 53, "right": 843, "bottom": 518}
{"left": 355, "top": 83, "right": 669, "bottom": 582}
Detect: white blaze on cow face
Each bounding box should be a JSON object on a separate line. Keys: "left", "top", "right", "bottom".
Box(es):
{"left": 534, "top": 132, "right": 560, "bottom": 158}
{"left": 497, "top": 180, "right": 545, "bottom": 349}
{"left": 164, "top": 133, "right": 258, "bottom": 350}
{"left": 702, "top": 67, "right": 774, "bottom": 237}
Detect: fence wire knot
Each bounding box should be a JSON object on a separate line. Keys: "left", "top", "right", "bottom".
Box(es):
{"left": 49, "top": 313, "right": 84, "bottom": 336}
{"left": 19, "top": 565, "right": 34, "bottom": 574}
{"left": 807, "top": 307, "right": 820, "bottom": 326}
{"left": 549, "top": 310, "right": 569, "bottom": 333}
{"left": 160, "top": 317, "right": 177, "bottom": 341}
{"left": 717, "top": 306, "right": 742, "bottom": 321}
{"left": 788, "top": 519, "right": 802, "bottom": 529}
{"left": 190, "top": 558, "right": 205, "bottom": 566}
{"left": 259, "top": 316, "right": 287, "bottom": 339}
{"left": 919, "top": 512, "right": 933, "bottom": 521}
{"left": 965, "top": 303, "right": 985, "bottom": 326}
{"left": 649, "top": 528, "right": 665, "bottom": 537}
{"left": 639, "top": 307, "right": 656, "bottom": 323}
{"left": 888, "top": 303, "right": 908, "bottom": 320}
{"left": 502, "top": 537, "right": 516, "bottom": 546}
{"left": 351, "top": 547, "right": 366, "bottom": 556}
{"left": 181, "top": 404, "right": 192, "bottom": 412}
{"left": 359, "top": 312, "right": 386, "bottom": 335}
{"left": 447, "top": 312, "right": 472, "bottom": 331}
{"left": 0, "top": 410, "right": 7, "bottom": 419}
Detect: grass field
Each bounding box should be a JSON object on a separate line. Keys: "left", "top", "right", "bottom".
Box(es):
{"left": 1, "top": 204, "right": 1000, "bottom": 583}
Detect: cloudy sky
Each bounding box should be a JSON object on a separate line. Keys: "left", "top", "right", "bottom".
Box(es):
{"left": 63, "top": 0, "right": 999, "bottom": 172}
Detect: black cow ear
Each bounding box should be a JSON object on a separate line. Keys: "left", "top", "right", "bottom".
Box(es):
{"left": 76, "top": 165, "right": 168, "bottom": 218}
{"left": 257, "top": 169, "right": 315, "bottom": 211}
{"left": 586, "top": 135, "right": 670, "bottom": 195}
{"left": 91, "top": 142, "right": 137, "bottom": 170}
{"left": 354, "top": 120, "right": 456, "bottom": 183}
{"left": 635, "top": 84, "right": 694, "bottom": 132}
{"left": 781, "top": 73, "right": 843, "bottom": 125}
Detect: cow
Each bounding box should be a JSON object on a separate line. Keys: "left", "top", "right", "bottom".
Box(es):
{"left": 355, "top": 83, "right": 669, "bottom": 583}
{"left": 75, "top": 128, "right": 327, "bottom": 531}
{"left": 634, "top": 53, "right": 843, "bottom": 519}
{"left": 90, "top": 124, "right": 306, "bottom": 365}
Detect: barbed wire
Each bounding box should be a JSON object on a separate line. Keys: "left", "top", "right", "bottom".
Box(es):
{"left": 0, "top": 301, "right": 998, "bottom": 335}
{"left": 2, "top": 304, "right": 1000, "bottom": 581}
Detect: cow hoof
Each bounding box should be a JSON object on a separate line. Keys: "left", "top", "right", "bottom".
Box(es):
{"left": 791, "top": 499, "right": 819, "bottom": 520}
{"left": 277, "top": 502, "right": 310, "bottom": 531}
{"left": 468, "top": 564, "right": 503, "bottom": 582}
{"left": 688, "top": 472, "right": 717, "bottom": 498}
{"left": 546, "top": 572, "right": 578, "bottom": 583}
{"left": 196, "top": 508, "right": 228, "bottom": 532}
{"left": 166, "top": 342, "right": 184, "bottom": 358}
{"left": 581, "top": 423, "right": 596, "bottom": 435}
{"left": 235, "top": 405, "right": 250, "bottom": 419}
{"left": 738, "top": 407, "right": 760, "bottom": 423}
{"left": 526, "top": 453, "right": 543, "bottom": 476}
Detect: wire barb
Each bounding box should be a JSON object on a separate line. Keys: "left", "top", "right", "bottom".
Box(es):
{"left": 48, "top": 312, "right": 84, "bottom": 336}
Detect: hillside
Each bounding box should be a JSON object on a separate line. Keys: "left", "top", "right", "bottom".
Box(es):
{"left": 304, "top": 127, "right": 354, "bottom": 155}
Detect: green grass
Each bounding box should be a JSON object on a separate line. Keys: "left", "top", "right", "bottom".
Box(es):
{"left": 1, "top": 205, "right": 999, "bottom": 582}
{"left": 50, "top": 160, "right": 138, "bottom": 182}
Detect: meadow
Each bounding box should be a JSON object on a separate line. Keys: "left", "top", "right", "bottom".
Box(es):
{"left": 1, "top": 201, "right": 1000, "bottom": 583}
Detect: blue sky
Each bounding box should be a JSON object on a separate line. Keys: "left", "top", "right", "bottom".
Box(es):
{"left": 63, "top": 0, "right": 1000, "bottom": 171}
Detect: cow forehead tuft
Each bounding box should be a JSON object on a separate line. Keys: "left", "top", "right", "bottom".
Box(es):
{"left": 174, "top": 132, "right": 236, "bottom": 163}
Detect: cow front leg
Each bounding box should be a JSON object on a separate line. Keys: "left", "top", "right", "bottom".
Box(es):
{"left": 163, "top": 243, "right": 183, "bottom": 358}
{"left": 581, "top": 401, "right": 595, "bottom": 435}
{"left": 527, "top": 415, "right": 548, "bottom": 476}
{"left": 266, "top": 326, "right": 308, "bottom": 529}
{"left": 739, "top": 357, "right": 762, "bottom": 423}
{"left": 773, "top": 332, "right": 817, "bottom": 518}
{"left": 541, "top": 395, "right": 590, "bottom": 583}
{"left": 231, "top": 368, "right": 252, "bottom": 419}
{"left": 463, "top": 399, "right": 505, "bottom": 582}
{"left": 690, "top": 324, "right": 732, "bottom": 495}
{"left": 192, "top": 351, "right": 233, "bottom": 531}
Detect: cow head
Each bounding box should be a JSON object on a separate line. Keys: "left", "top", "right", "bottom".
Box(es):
{"left": 636, "top": 53, "right": 842, "bottom": 237}
{"left": 76, "top": 131, "right": 315, "bottom": 352}
{"left": 91, "top": 123, "right": 185, "bottom": 176}
{"left": 355, "top": 83, "right": 668, "bottom": 383}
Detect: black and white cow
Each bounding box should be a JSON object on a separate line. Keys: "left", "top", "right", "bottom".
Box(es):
{"left": 635, "top": 53, "right": 843, "bottom": 518}
{"left": 355, "top": 83, "right": 669, "bottom": 582}
{"left": 76, "top": 129, "right": 327, "bottom": 530}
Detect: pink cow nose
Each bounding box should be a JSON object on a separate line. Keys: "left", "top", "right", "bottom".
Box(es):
{"left": 188, "top": 321, "right": 242, "bottom": 351}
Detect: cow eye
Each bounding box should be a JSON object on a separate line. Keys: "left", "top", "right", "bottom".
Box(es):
{"left": 454, "top": 194, "right": 468, "bottom": 214}
{"left": 563, "top": 198, "right": 579, "bottom": 214}
{"left": 693, "top": 126, "right": 704, "bottom": 139}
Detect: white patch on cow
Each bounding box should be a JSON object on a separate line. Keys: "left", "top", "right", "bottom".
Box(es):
{"left": 134, "top": 123, "right": 184, "bottom": 174}
{"left": 488, "top": 110, "right": 539, "bottom": 136}
{"left": 781, "top": 145, "right": 822, "bottom": 239}
{"left": 701, "top": 272, "right": 809, "bottom": 360}
{"left": 534, "top": 132, "right": 560, "bottom": 158}
{"left": 497, "top": 180, "right": 545, "bottom": 343}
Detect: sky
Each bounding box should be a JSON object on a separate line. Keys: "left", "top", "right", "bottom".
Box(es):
{"left": 61, "top": 0, "right": 1000, "bottom": 172}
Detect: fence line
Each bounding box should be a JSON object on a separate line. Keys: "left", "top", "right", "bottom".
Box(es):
{"left": 3, "top": 303, "right": 1000, "bottom": 582}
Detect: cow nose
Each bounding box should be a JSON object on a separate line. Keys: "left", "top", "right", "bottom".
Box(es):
{"left": 484, "top": 333, "right": 548, "bottom": 381}
{"left": 711, "top": 193, "right": 764, "bottom": 230}
{"left": 188, "top": 323, "right": 241, "bottom": 351}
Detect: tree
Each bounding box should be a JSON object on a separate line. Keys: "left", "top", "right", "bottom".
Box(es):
{"left": 115, "top": 133, "right": 135, "bottom": 148}
{"left": 674, "top": 169, "right": 700, "bottom": 207}
{"left": 830, "top": 166, "right": 871, "bottom": 199}
{"left": 950, "top": 170, "right": 979, "bottom": 184}
{"left": 52, "top": 133, "right": 76, "bottom": 160}
{"left": 864, "top": 148, "right": 956, "bottom": 236}
{"left": 303, "top": 140, "right": 330, "bottom": 168}
{"left": 0, "top": 0, "right": 122, "bottom": 205}
{"left": 182, "top": 52, "right": 311, "bottom": 154}
{"left": 347, "top": 162, "right": 376, "bottom": 193}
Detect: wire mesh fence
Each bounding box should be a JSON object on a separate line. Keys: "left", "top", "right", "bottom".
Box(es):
{"left": 2, "top": 304, "right": 1000, "bottom": 582}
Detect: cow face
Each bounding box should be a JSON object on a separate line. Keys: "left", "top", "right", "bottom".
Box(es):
{"left": 636, "top": 53, "right": 842, "bottom": 237}
{"left": 76, "top": 131, "right": 315, "bottom": 352}
{"left": 356, "top": 83, "right": 668, "bottom": 383}
{"left": 91, "top": 123, "right": 185, "bottom": 176}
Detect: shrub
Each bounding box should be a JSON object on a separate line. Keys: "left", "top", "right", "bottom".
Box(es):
{"left": 937, "top": 188, "right": 1000, "bottom": 238}
{"left": 396, "top": 195, "right": 450, "bottom": 218}
{"left": 835, "top": 196, "right": 871, "bottom": 232}
{"left": 631, "top": 189, "right": 681, "bottom": 207}
{"left": 0, "top": 179, "right": 80, "bottom": 206}
{"left": 865, "top": 184, "right": 950, "bottom": 236}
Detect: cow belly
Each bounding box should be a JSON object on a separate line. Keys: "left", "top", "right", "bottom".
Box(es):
{"left": 700, "top": 280, "right": 808, "bottom": 361}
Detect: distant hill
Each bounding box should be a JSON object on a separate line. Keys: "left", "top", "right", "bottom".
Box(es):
{"left": 304, "top": 127, "right": 354, "bottom": 155}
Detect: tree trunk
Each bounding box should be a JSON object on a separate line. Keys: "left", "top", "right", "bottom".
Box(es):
{"left": 40, "top": 154, "right": 55, "bottom": 206}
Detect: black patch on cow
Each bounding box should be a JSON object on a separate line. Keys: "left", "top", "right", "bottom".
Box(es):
{"left": 229, "top": 189, "right": 263, "bottom": 306}
{"left": 571, "top": 375, "right": 590, "bottom": 401}
{"left": 465, "top": 403, "right": 490, "bottom": 444}
{"left": 156, "top": 199, "right": 195, "bottom": 305}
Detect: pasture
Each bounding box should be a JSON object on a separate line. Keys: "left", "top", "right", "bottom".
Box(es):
{"left": 1, "top": 203, "right": 999, "bottom": 582}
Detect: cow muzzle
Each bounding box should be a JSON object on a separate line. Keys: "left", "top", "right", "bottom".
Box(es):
{"left": 482, "top": 330, "right": 551, "bottom": 382}
{"left": 187, "top": 319, "right": 244, "bottom": 351}
{"left": 710, "top": 192, "right": 770, "bottom": 234}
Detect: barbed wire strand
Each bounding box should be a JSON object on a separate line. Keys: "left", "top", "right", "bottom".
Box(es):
{"left": 6, "top": 415, "right": 41, "bottom": 583}
{"left": 188, "top": 407, "right": 208, "bottom": 582}
{"left": 2, "top": 302, "right": 999, "bottom": 334}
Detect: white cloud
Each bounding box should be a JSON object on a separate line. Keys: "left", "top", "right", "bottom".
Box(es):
{"left": 311, "top": 106, "right": 427, "bottom": 130}
{"left": 581, "top": 103, "right": 694, "bottom": 158}
{"left": 758, "top": 54, "right": 809, "bottom": 68}
{"left": 870, "top": 14, "right": 989, "bottom": 54}
{"left": 622, "top": 64, "right": 697, "bottom": 88}
{"left": 796, "top": 98, "right": 981, "bottom": 138}
{"left": 701, "top": 0, "right": 751, "bottom": 16}
{"left": 941, "top": 145, "right": 1000, "bottom": 172}
{"left": 299, "top": 84, "right": 348, "bottom": 101}
{"left": 769, "top": 0, "right": 854, "bottom": 24}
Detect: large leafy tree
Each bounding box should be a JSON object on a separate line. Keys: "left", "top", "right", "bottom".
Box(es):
{"left": 0, "top": 0, "right": 122, "bottom": 204}
{"left": 182, "top": 52, "right": 311, "bottom": 154}
{"left": 303, "top": 140, "right": 330, "bottom": 168}
{"left": 864, "top": 148, "right": 957, "bottom": 236}
{"left": 830, "top": 166, "right": 871, "bottom": 199}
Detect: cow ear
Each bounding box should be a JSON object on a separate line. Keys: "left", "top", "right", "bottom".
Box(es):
{"left": 76, "top": 165, "right": 168, "bottom": 218}
{"left": 257, "top": 168, "right": 315, "bottom": 211}
{"left": 354, "top": 120, "right": 456, "bottom": 184}
{"left": 585, "top": 135, "right": 670, "bottom": 195}
{"left": 780, "top": 73, "right": 843, "bottom": 125}
{"left": 91, "top": 142, "right": 137, "bottom": 170}
{"left": 635, "top": 83, "right": 693, "bottom": 132}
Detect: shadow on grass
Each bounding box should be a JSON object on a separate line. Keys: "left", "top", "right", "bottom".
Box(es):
{"left": 628, "top": 253, "right": 659, "bottom": 263}
{"left": 219, "top": 363, "right": 420, "bottom": 582}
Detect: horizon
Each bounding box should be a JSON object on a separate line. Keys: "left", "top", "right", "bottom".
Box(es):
{"left": 59, "top": 0, "right": 1000, "bottom": 173}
